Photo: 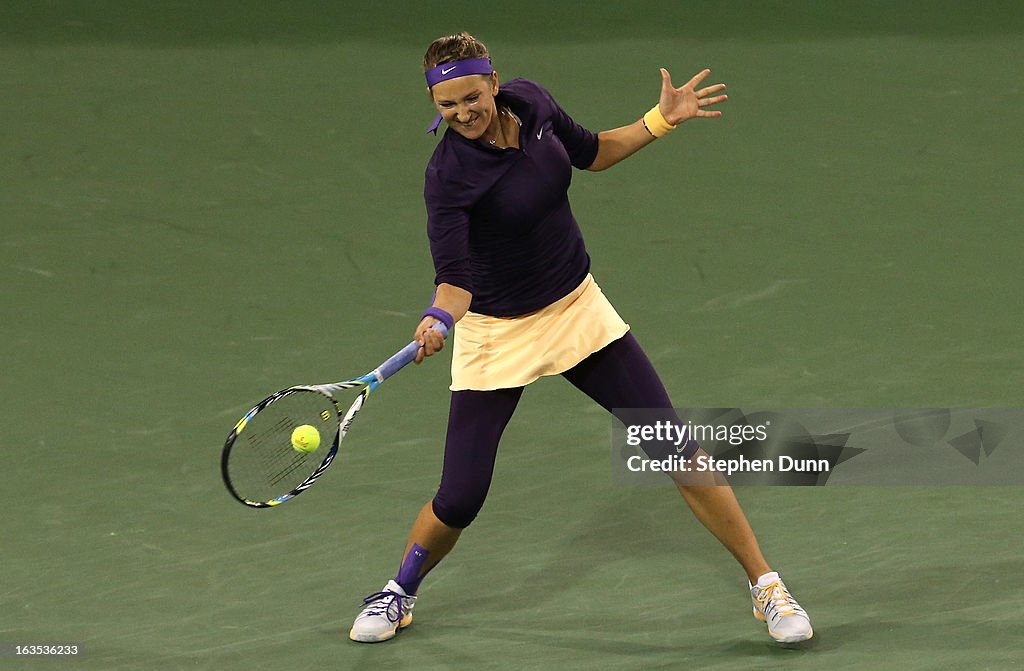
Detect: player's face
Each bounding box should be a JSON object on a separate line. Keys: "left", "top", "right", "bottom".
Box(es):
{"left": 430, "top": 74, "right": 499, "bottom": 142}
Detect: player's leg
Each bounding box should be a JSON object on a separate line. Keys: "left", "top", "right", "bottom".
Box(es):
{"left": 396, "top": 385, "right": 525, "bottom": 589}
{"left": 561, "top": 332, "right": 813, "bottom": 643}
{"left": 349, "top": 386, "right": 523, "bottom": 643}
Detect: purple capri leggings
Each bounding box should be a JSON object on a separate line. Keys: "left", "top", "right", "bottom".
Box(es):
{"left": 431, "top": 332, "right": 687, "bottom": 529}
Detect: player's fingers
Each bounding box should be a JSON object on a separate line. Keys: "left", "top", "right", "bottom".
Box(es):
{"left": 659, "top": 67, "right": 673, "bottom": 92}
{"left": 684, "top": 68, "right": 712, "bottom": 90}
{"left": 698, "top": 94, "right": 728, "bottom": 107}
{"left": 696, "top": 83, "right": 726, "bottom": 97}
{"left": 425, "top": 332, "right": 445, "bottom": 356}
{"left": 414, "top": 316, "right": 436, "bottom": 341}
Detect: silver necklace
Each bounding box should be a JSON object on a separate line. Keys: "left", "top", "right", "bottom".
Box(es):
{"left": 488, "top": 107, "right": 516, "bottom": 146}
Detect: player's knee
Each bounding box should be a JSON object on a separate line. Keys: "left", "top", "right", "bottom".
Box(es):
{"left": 431, "top": 492, "right": 485, "bottom": 529}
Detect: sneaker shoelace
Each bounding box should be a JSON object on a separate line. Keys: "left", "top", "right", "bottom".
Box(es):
{"left": 359, "top": 590, "right": 411, "bottom": 624}
{"left": 756, "top": 581, "right": 804, "bottom": 620}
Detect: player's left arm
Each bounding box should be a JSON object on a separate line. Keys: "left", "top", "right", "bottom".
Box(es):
{"left": 586, "top": 68, "right": 727, "bottom": 172}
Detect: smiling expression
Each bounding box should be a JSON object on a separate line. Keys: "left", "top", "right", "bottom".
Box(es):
{"left": 430, "top": 73, "right": 501, "bottom": 142}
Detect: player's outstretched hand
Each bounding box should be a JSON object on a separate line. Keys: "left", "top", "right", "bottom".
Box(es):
{"left": 657, "top": 68, "right": 727, "bottom": 125}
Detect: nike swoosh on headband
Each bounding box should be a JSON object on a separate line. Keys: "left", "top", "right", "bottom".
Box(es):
{"left": 424, "top": 57, "right": 494, "bottom": 134}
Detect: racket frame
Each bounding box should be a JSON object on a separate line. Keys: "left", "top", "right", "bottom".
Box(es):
{"left": 221, "top": 323, "right": 448, "bottom": 508}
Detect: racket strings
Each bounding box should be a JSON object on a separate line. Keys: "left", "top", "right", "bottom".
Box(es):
{"left": 247, "top": 416, "right": 315, "bottom": 486}
{"left": 225, "top": 390, "right": 339, "bottom": 503}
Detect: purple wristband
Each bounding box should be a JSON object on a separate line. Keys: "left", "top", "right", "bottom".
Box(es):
{"left": 422, "top": 307, "right": 454, "bottom": 331}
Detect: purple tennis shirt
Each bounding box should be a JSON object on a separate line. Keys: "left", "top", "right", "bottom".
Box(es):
{"left": 425, "top": 78, "right": 600, "bottom": 317}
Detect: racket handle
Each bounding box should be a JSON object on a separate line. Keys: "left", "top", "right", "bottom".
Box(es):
{"left": 374, "top": 322, "right": 450, "bottom": 383}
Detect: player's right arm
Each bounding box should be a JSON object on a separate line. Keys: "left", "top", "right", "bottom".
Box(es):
{"left": 421, "top": 143, "right": 477, "bottom": 363}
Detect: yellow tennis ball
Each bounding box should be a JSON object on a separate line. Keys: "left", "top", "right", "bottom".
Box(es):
{"left": 291, "top": 425, "right": 321, "bottom": 453}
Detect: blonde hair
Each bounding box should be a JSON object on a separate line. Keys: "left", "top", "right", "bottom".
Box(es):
{"left": 422, "top": 32, "right": 491, "bottom": 72}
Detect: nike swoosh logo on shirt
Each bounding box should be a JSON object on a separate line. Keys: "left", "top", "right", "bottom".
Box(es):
{"left": 441, "top": 66, "right": 457, "bottom": 75}
{"left": 536, "top": 129, "right": 544, "bottom": 140}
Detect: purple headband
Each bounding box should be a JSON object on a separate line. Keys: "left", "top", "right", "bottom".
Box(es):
{"left": 424, "top": 57, "right": 494, "bottom": 134}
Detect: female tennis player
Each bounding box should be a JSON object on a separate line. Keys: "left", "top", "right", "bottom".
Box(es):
{"left": 349, "top": 32, "right": 813, "bottom": 645}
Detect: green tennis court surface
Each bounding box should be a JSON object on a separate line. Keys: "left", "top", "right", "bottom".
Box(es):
{"left": 2, "top": 2, "right": 1022, "bottom": 669}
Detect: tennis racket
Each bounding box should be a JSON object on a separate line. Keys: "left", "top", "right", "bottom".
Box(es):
{"left": 221, "top": 323, "right": 449, "bottom": 508}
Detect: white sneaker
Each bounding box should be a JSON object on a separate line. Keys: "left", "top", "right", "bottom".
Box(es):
{"left": 348, "top": 580, "right": 415, "bottom": 643}
{"left": 750, "top": 572, "right": 813, "bottom": 643}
